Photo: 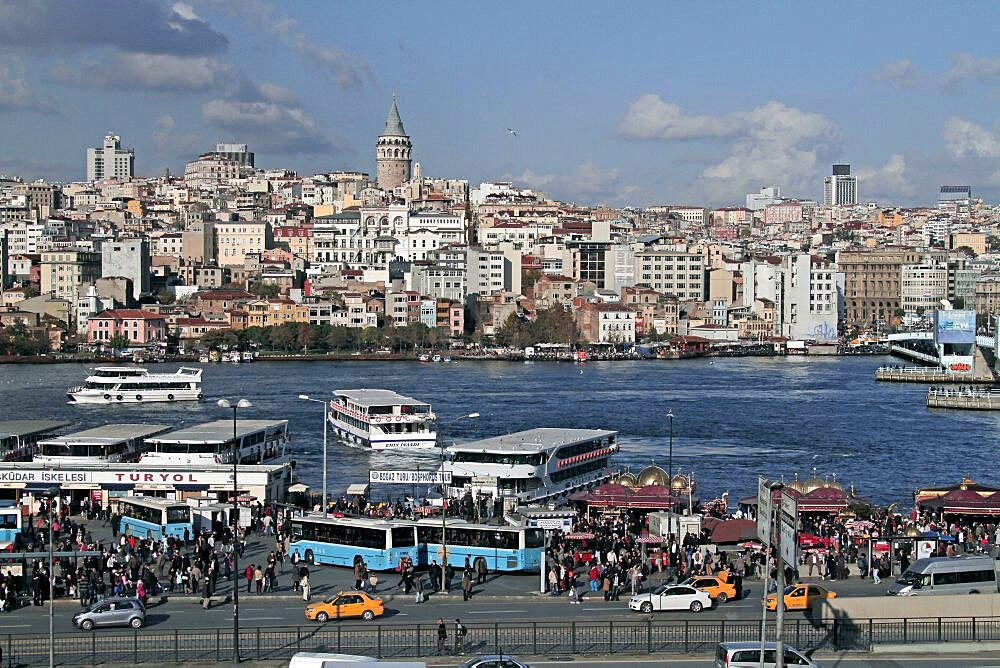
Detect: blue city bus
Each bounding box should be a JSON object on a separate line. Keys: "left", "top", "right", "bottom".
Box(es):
{"left": 287, "top": 514, "right": 543, "bottom": 573}
{"left": 118, "top": 496, "right": 192, "bottom": 541}
{"left": 288, "top": 515, "right": 419, "bottom": 570}
{"left": 0, "top": 504, "right": 22, "bottom": 548}
{"left": 413, "top": 519, "right": 544, "bottom": 573}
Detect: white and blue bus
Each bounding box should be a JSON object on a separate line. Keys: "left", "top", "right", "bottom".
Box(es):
{"left": 287, "top": 515, "right": 543, "bottom": 573}
{"left": 0, "top": 504, "right": 22, "bottom": 549}
{"left": 288, "top": 516, "right": 420, "bottom": 571}
{"left": 118, "top": 497, "right": 193, "bottom": 541}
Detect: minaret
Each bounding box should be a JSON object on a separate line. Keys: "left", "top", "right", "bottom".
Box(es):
{"left": 376, "top": 94, "right": 412, "bottom": 191}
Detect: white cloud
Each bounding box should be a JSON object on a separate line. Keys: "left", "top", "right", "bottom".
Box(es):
{"left": 513, "top": 161, "right": 624, "bottom": 204}
{"left": 0, "top": 64, "right": 60, "bottom": 114}
{"left": 619, "top": 94, "right": 740, "bottom": 140}
{"left": 856, "top": 154, "right": 914, "bottom": 200}
{"left": 942, "top": 53, "right": 1000, "bottom": 92}
{"left": 942, "top": 117, "right": 1000, "bottom": 159}
{"left": 54, "top": 54, "right": 233, "bottom": 92}
{"left": 873, "top": 59, "right": 922, "bottom": 88}
{"left": 152, "top": 114, "right": 201, "bottom": 155}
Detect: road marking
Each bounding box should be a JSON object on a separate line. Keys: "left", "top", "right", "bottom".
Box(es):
{"left": 0, "top": 625, "right": 32, "bottom": 628}
{"left": 238, "top": 616, "right": 283, "bottom": 621}
{"left": 466, "top": 610, "right": 524, "bottom": 614}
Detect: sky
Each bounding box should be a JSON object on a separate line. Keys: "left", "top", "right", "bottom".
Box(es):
{"left": 2, "top": 1, "right": 1000, "bottom": 208}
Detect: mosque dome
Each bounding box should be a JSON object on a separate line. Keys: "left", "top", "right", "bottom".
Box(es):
{"left": 637, "top": 465, "right": 669, "bottom": 487}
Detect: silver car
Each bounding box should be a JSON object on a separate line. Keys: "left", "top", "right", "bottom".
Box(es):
{"left": 460, "top": 656, "right": 529, "bottom": 668}
{"left": 73, "top": 597, "right": 146, "bottom": 631}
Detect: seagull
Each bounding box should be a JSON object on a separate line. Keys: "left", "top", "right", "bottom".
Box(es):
{"left": 507, "top": 128, "right": 517, "bottom": 136}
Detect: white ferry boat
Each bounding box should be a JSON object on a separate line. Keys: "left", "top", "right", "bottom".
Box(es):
{"left": 328, "top": 389, "right": 436, "bottom": 450}
{"left": 140, "top": 419, "right": 290, "bottom": 465}
{"left": 0, "top": 420, "right": 70, "bottom": 461}
{"left": 33, "top": 424, "right": 171, "bottom": 465}
{"left": 440, "top": 427, "right": 619, "bottom": 502}
{"left": 67, "top": 367, "right": 203, "bottom": 404}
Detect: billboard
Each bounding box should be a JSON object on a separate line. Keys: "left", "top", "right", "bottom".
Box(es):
{"left": 935, "top": 309, "right": 976, "bottom": 345}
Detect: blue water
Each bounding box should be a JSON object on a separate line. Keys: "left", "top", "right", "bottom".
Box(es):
{"left": 2, "top": 356, "right": 997, "bottom": 505}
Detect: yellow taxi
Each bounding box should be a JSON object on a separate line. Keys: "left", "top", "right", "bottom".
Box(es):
{"left": 684, "top": 571, "right": 737, "bottom": 604}
{"left": 765, "top": 583, "right": 837, "bottom": 611}
{"left": 305, "top": 591, "right": 384, "bottom": 622}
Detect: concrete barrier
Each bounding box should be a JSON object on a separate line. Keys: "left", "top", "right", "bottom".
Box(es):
{"left": 815, "top": 592, "right": 1000, "bottom": 619}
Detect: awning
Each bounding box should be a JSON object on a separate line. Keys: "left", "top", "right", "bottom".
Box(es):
{"left": 347, "top": 483, "right": 369, "bottom": 496}
{"left": 288, "top": 483, "right": 310, "bottom": 493}
{"left": 22, "top": 483, "right": 56, "bottom": 494}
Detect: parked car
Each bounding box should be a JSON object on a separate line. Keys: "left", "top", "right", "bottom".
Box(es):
{"left": 764, "top": 583, "right": 837, "bottom": 611}
{"left": 628, "top": 584, "right": 711, "bottom": 613}
{"left": 72, "top": 597, "right": 145, "bottom": 631}
{"left": 305, "top": 591, "right": 384, "bottom": 622}
{"left": 460, "top": 656, "right": 529, "bottom": 668}
{"left": 683, "top": 571, "right": 737, "bottom": 603}
{"left": 715, "top": 642, "right": 819, "bottom": 667}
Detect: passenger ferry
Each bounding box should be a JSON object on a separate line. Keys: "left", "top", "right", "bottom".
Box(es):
{"left": 0, "top": 420, "right": 70, "bottom": 461}
{"left": 33, "top": 424, "right": 171, "bottom": 465}
{"left": 440, "top": 427, "right": 619, "bottom": 502}
{"left": 140, "top": 419, "right": 290, "bottom": 465}
{"left": 328, "top": 389, "right": 436, "bottom": 450}
{"left": 67, "top": 367, "right": 203, "bottom": 404}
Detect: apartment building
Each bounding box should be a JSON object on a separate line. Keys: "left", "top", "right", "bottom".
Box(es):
{"left": 838, "top": 248, "right": 941, "bottom": 325}
{"left": 633, "top": 251, "right": 705, "bottom": 300}
{"left": 215, "top": 220, "right": 272, "bottom": 267}
{"left": 901, "top": 263, "right": 949, "bottom": 314}
{"left": 41, "top": 249, "right": 101, "bottom": 300}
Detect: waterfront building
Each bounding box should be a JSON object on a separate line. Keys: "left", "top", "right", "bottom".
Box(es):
{"left": 574, "top": 301, "right": 637, "bottom": 344}
{"left": 901, "top": 263, "right": 949, "bottom": 315}
{"left": 633, "top": 250, "right": 706, "bottom": 301}
{"left": 838, "top": 248, "right": 942, "bottom": 326}
{"left": 86, "top": 309, "right": 167, "bottom": 347}
{"left": 86, "top": 133, "right": 134, "bottom": 182}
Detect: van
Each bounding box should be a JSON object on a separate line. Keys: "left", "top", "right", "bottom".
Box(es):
{"left": 714, "top": 642, "right": 819, "bottom": 667}
{"left": 886, "top": 554, "right": 998, "bottom": 596}
{"left": 288, "top": 653, "right": 427, "bottom": 668}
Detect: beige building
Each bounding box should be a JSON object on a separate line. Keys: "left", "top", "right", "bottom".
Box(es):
{"left": 182, "top": 221, "right": 215, "bottom": 264}
{"left": 975, "top": 274, "right": 1000, "bottom": 319}
{"left": 634, "top": 251, "right": 705, "bottom": 300}
{"left": 214, "top": 221, "right": 272, "bottom": 267}
{"left": 41, "top": 249, "right": 102, "bottom": 300}
{"left": 838, "top": 248, "right": 943, "bottom": 325}
{"left": 951, "top": 232, "right": 987, "bottom": 256}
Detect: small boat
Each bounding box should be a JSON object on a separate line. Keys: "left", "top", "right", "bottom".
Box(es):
{"left": 209, "top": 351, "right": 221, "bottom": 363}
{"left": 418, "top": 354, "right": 431, "bottom": 363}
{"left": 229, "top": 351, "right": 241, "bottom": 364}
{"left": 242, "top": 351, "right": 254, "bottom": 363}
{"left": 443, "top": 356, "right": 451, "bottom": 363}
{"left": 432, "top": 354, "right": 442, "bottom": 363}
{"left": 198, "top": 355, "right": 210, "bottom": 364}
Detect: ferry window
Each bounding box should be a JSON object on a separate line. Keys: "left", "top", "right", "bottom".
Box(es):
{"left": 934, "top": 572, "right": 957, "bottom": 586}
{"left": 391, "top": 527, "right": 416, "bottom": 547}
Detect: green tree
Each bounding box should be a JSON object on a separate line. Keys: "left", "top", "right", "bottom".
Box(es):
{"left": 269, "top": 324, "right": 296, "bottom": 351}
{"left": 108, "top": 334, "right": 130, "bottom": 354}
{"left": 201, "top": 329, "right": 239, "bottom": 351}
{"left": 298, "top": 324, "right": 318, "bottom": 352}
{"left": 326, "top": 326, "right": 358, "bottom": 351}
{"left": 249, "top": 281, "right": 280, "bottom": 299}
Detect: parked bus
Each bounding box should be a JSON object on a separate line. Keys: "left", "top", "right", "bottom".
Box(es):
{"left": 287, "top": 515, "right": 543, "bottom": 572}
{"left": 413, "top": 518, "right": 544, "bottom": 572}
{"left": 0, "top": 504, "right": 22, "bottom": 549}
{"left": 118, "top": 497, "right": 193, "bottom": 541}
{"left": 288, "top": 516, "right": 419, "bottom": 570}
{"left": 888, "top": 554, "right": 998, "bottom": 596}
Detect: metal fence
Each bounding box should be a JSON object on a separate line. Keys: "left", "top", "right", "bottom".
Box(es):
{"left": 7, "top": 616, "right": 1000, "bottom": 666}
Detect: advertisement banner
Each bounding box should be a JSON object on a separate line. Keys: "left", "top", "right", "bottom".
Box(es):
{"left": 936, "top": 309, "right": 976, "bottom": 344}
{"left": 757, "top": 476, "right": 772, "bottom": 544}
{"left": 368, "top": 470, "right": 452, "bottom": 485}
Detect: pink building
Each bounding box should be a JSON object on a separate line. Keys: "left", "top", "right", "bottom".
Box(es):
{"left": 87, "top": 309, "right": 167, "bottom": 346}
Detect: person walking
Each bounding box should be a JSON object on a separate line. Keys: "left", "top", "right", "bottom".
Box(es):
{"left": 353, "top": 558, "right": 365, "bottom": 590}
{"left": 415, "top": 575, "right": 424, "bottom": 604}
{"left": 461, "top": 569, "right": 472, "bottom": 601}
{"left": 300, "top": 572, "right": 310, "bottom": 601}
{"left": 475, "top": 558, "right": 488, "bottom": 585}
{"left": 436, "top": 618, "right": 447, "bottom": 655}
{"left": 201, "top": 575, "right": 211, "bottom": 609}
{"left": 454, "top": 618, "right": 466, "bottom": 655}
{"left": 368, "top": 572, "right": 378, "bottom": 594}
{"left": 245, "top": 564, "right": 254, "bottom": 593}
{"left": 254, "top": 565, "right": 264, "bottom": 594}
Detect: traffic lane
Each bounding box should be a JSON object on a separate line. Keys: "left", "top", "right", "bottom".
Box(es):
{"left": 491, "top": 656, "right": 1000, "bottom": 667}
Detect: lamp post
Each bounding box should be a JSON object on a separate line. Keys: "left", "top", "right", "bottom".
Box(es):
{"left": 43, "top": 485, "right": 59, "bottom": 668}
{"left": 298, "top": 395, "right": 329, "bottom": 516}
{"left": 759, "top": 480, "right": 785, "bottom": 668}
{"left": 667, "top": 409, "right": 674, "bottom": 484}
{"left": 438, "top": 411, "right": 480, "bottom": 593}
{"left": 218, "top": 398, "right": 252, "bottom": 666}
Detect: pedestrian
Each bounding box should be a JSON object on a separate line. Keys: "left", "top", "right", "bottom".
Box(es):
{"left": 548, "top": 566, "right": 559, "bottom": 595}
{"left": 201, "top": 575, "right": 211, "bottom": 609}
{"left": 354, "top": 558, "right": 365, "bottom": 590}
{"left": 300, "top": 573, "right": 310, "bottom": 601}
{"left": 245, "top": 564, "right": 254, "bottom": 593}
{"left": 475, "top": 558, "right": 487, "bottom": 584}
{"left": 461, "top": 569, "right": 472, "bottom": 601}
{"left": 254, "top": 565, "right": 264, "bottom": 594}
{"left": 568, "top": 584, "right": 580, "bottom": 605}
{"left": 436, "top": 618, "right": 447, "bottom": 655}
{"left": 369, "top": 572, "right": 378, "bottom": 593}
{"left": 454, "top": 618, "right": 466, "bottom": 655}
{"left": 872, "top": 562, "right": 881, "bottom": 585}
{"left": 415, "top": 575, "right": 424, "bottom": 604}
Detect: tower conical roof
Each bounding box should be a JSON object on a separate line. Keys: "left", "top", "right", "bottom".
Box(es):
{"left": 381, "top": 97, "right": 406, "bottom": 137}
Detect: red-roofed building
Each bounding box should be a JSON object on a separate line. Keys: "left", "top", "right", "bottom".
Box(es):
{"left": 87, "top": 309, "right": 167, "bottom": 346}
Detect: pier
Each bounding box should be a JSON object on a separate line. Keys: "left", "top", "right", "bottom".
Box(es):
{"left": 874, "top": 365, "right": 996, "bottom": 383}
{"left": 927, "top": 386, "right": 1000, "bottom": 410}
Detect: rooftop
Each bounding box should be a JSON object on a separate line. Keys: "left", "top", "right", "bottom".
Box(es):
{"left": 0, "top": 420, "right": 71, "bottom": 439}
{"left": 334, "top": 389, "right": 429, "bottom": 407}
{"left": 146, "top": 419, "right": 287, "bottom": 444}
{"left": 448, "top": 427, "right": 616, "bottom": 453}
{"left": 38, "top": 423, "right": 170, "bottom": 445}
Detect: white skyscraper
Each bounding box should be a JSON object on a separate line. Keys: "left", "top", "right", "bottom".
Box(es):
{"left": 86, "top": 133, "right": 135, "bottom": 182}
{"left": 823, "top": 164, "right": 857, "bottom": 206}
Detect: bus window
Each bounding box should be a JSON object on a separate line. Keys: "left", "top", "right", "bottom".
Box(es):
{"left": 391, "top": 527, "right": 416, "bottom": 548}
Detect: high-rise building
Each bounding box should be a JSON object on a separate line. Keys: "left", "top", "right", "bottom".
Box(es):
{"left": 823, "top": 164, "right": 857, "bottom": 206}
{"left": 101, "top": 239, "right": 150, "bottom": 303}
{"left": 376, "top": 96, "right": 412, "bottom": 191}
{"left": 746, "top": 185, "right": 782, "bottom": 211}
{"left": 939, "top": 185, "right": 972, "bottom": 202}
{"left": 86, "top": 133, "right": 134, "bottom": 182}
{"left": 213, "top": 143, "right": 254, "bottom": 168}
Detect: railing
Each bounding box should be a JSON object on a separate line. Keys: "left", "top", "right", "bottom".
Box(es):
{"left": 10, "top": 617, "right": 1000, "bottom": 665}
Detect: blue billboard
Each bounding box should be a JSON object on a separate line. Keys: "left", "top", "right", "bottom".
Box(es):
{"left": 935, "top": 309, "right": 976, "bottom": 345}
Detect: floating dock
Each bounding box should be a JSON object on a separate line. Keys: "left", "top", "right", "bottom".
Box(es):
{"left": 875, "top": 366, "right": 996, "bottom": 384}
{"left": 927, "top": 387, "right": 1000, "bottom": 410}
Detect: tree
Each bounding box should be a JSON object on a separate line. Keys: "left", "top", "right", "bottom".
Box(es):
{"left": 155, "top": 290, "right": 176, "bottom": 305}
{"left": 249, "top": 281, "right": 280, "bottom": 299}
{"left": 201, "top": 329, "right": 239, "bottom": 351}
{"left": 297, "top": 325, "right": 318, "bottom": 353}
{"left": 268, "top": 324, "right": 296, "bottom": 351}
{"left": 108, "top": 334, "right": 130, "bottom": 354}
{"left": 326, "top": 326, "right": 358, "bottom": 351}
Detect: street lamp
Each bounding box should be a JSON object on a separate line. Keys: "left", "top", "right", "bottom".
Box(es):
{"left": 438, "top": 411, "right": 480, "bottom": 593}
{"left": 299, "top": 395, "right": 329, "bottom": 516}
{"left": 759, "top": 480, "right": 785, "bottom": 668}
{"left": 218, "top": 398, "right": 252, "bottom": 666}
{"left": 666, "top": 409, "right": 674, "bottom": 482}
{"left": 42, "top": 485, "right": 59, "bottom": 668}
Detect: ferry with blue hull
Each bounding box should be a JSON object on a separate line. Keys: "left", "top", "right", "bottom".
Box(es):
{"left": 328, "top": 389, "right": 437, "bottom": 450}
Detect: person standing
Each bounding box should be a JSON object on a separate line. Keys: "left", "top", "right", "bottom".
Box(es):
{"left": 461, "top": 569, "right": 472, "bottom": 601}
{"left": 415, "top": 575, "right": 424, "bottom": 604}
{"left": 436, "top": 618, "right": 447, "bottom": 655}
{"left": 201, "top": 575, "right": 211, "bottom": 609}
{"left": 475, "top": 558, "right": 487, "bottom": 585}
{"left": 300, "top": 572, "right": 310, "bottom": 601}
{"left": 245, "top": 564, "right": 254, "bottom": 593}
{"left": 254, "top": 565, "right": 264, "bottom": 594}
{"left": 454, "top": 618, "right": 466, "bottom": 655}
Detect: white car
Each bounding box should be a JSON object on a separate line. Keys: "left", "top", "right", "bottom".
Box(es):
{"left": 628, "top": 584, "right": 712, "bottom": 613}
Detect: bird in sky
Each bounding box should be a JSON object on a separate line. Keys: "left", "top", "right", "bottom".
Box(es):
{"left": 507, "top": 128, "right": 517, "bottom": 136}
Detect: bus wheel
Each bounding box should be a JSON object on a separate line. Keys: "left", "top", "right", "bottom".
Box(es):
{"left": 305, "top": 550, "right": 315, "bottom": 565}
{"left": 197, "top": 393, "right": 203, "bottom": 400}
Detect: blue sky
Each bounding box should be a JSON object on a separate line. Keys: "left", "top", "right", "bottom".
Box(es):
{"left": 2, "top": 1, "right": 1000, "bottom": 207}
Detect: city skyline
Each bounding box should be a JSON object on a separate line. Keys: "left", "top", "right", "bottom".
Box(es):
{"left": 2, "top": 1, "right": 1000, "bottom": 206}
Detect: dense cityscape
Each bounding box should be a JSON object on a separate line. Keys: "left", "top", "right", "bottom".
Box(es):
{"left": 4, "top": 3, "right": 1000, "bottom": 668}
